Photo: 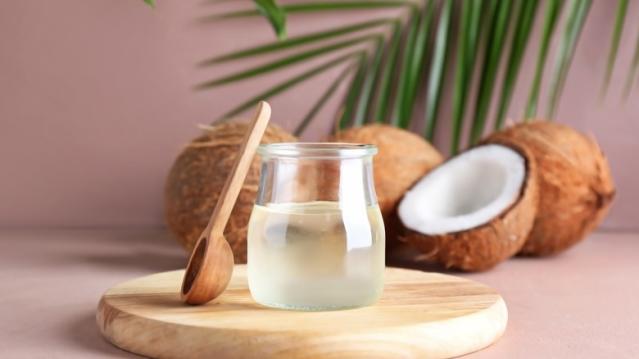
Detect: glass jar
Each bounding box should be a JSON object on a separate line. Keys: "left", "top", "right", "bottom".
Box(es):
{"left": 247, "top": 143, "right": 385, "bottom": 311}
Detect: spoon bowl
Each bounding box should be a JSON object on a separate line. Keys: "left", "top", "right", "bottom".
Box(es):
{"left": 181, "top": 234, "right": 234, "bottom": 305}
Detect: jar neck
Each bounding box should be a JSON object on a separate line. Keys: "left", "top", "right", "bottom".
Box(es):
{"left": 257, "top": 142, "right": 377, "bottom": 160}
{"left": 256, "top": 155, "right": 377, "bottom": 207}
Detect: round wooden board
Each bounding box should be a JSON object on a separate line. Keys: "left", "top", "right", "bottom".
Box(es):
{"left": 97, "top": 265, "right": 507, "bottom": 359}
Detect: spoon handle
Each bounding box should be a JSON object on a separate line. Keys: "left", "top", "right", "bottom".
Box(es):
{"left": 206, "top": 101, "right": 271, "bottom": 238}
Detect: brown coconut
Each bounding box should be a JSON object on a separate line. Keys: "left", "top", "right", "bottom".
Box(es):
{"left": 398, "top": 143, "right": 539, "bottom": 271}
{"left": 330, "top": 124, "right": 444, "bottom": 244}
{"left": 485, "top": 121, "right": 615, "bottom": 256}
{"left": 165, "top": 122, "right": 296, "bottom": 263}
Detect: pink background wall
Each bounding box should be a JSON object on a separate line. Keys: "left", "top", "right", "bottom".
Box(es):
{"left": 1, "top": 0, "right": 637, "bottom": 230}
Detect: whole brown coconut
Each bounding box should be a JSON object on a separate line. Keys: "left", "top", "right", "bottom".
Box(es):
{"left": 165, "top": 122, "right": 296, "bottom": 263}
{"left": 330, "top": 125, "right": 443, "bottom": 244}
{"left": 398, "top": 144, "right": 539, "bottom": 271}
{"left": 486, "top": 121, "right": 615, "bottom": 256}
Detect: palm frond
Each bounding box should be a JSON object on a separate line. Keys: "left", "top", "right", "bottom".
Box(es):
{"left": 195, "top": 0, "right": 625, "bottom": 150}
{"left": 295, "top": 63, "right": 358, "bottom": 135}
{"left": 253, "top": 0, "right": 287, "bottom": 40}
{"left": 391, "top": 6, "right": 421, "bottom": 128}
{"left": 468, "top": 0, "right": 513, "bottom": 145}
{"left": 200, "top": 18, "right": 393, "bottom": 65}
{"left": 196, "top": 34, "right": 380, "bottom": 89}
{"left": 450, "top": 0, "right": 484, "bottom": 154}
{"left": 339, "top": 53, "right": 369, "bottom": 129}
{"left": 354, "top": 37, "right": 386, "bottom": 125}
{"left": 546, "top": 0, "right": 592, "bottom": 120}
{"left": 201, "top": 1, "right": 415, "bottom": 21}
{"left": 217, "top": 51, "right": 362, "bottom": 120}
{"left": 525, "top": 0, "right": 563, "bottom": 120}
{"left": 601, "top": 0, "right": 629, "bottom": 97}
{"left": 623, "top": 25, "right": 639, "bottom": 99}
{"left": 494, "top": 0, "right": 539, "bottom": 130}
{"left": 370, "top": 21, "right": 403, "bottom": 123}
{"left": 423, "top": 0, "right": 452, "bottom": 140}
{"left": 401, "top": 0, "right": 435, "bottom": 129}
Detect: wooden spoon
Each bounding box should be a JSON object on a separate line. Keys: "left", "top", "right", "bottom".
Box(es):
{"left": 181, "top": 101, "right": 272, "bottom": 305}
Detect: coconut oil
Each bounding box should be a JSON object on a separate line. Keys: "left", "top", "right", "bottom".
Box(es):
{"left": 247, "top": 201, "right": 385, "bottom": 310}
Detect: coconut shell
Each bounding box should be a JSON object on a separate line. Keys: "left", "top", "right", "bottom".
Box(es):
{"left": 399, "top": 143, "right": 539, "bottom": 271}
{"left": 165, "top": 122, "right": 296, "bottom": 263}
{"left": 330, "top": 125, "right": 443, "bottom": 245}
{"left": 485, "top": 121, "right": 615, "bottom": 256}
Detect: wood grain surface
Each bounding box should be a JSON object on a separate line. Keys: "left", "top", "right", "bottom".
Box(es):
{"left": 97, "top": 265, "right": 507, "bottom": 359}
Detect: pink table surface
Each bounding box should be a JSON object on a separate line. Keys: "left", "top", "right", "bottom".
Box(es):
{"left": 1, "top": 229, "right": 637, "bottom": 358}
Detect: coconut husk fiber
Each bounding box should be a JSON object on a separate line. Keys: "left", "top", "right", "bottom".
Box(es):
{"left": 485, "top": 121, "right": 615, "bottom": 256}
{"left": 165, "top": 122, "right": 296, "bottom": 263}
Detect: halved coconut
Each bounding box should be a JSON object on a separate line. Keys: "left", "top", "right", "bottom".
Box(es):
{"left": 398, "top": 144, "right": 538, "bottom": 271}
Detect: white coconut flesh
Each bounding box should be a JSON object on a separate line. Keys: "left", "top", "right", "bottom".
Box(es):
{"left": 398, "top": 144, "right": 526, "bottom": 235}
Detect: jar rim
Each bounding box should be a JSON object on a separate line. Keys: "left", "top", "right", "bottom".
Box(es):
{"left": 258, "top": 142, "right": 377, "bottom": 159}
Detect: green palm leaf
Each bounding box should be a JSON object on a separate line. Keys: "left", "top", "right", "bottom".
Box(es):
{"left": 217, "top": 51, "right": 362, "bottom": 121}
{"left": 200, "top": 18, "right": 393, "bottom": 65}
{"left": 623, "top": 27, "right": 639, "bottom": 98}
{"left": 201, "top": 1, "right": 415, "bottom": 21}
{"left": 391, "top": 6, "right": 421, "bottom": 128}
{"left": 370, "top": 20, "right": 402, "bottom": 123}
{"left": 254, "top": 0, "right": 287, "bottom": 40}
{"left": 295, "top": 63, "right": 359, "bottom": 135}
{"left": 601, "top": 0, "right": 629, "bottom": 97}
{"left": 401, "top": 0, "right": 435, "bottom": 128}
{"left": 494, "top": 0, "right": 539, "bottom": 130}
{"left": 339, "top": 53, "right": 369, "bottom": 129}
{"left": 525, "top": 0, "right": 563, "bottom": 120}
{"left": 547, "top": 0, "right": 592, "bottom": 120}
{"left": 423, "top": 0, "right": 452, "bottom": 140}
{"left": 450, "top": 0, "right": 483, "bottom": 154}
{"left": 196, "top": 34, "right": 380, "bottom": 89}
{"left": 468, "top": 0, "right": 513, "bottom": 145}
{"left": 354, "top": 37, "right": 386, "bottom": 125}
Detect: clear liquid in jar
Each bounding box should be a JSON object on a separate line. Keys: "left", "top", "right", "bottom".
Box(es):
{"left": 247, "top": 201, "right": 385, "bottom": 310}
